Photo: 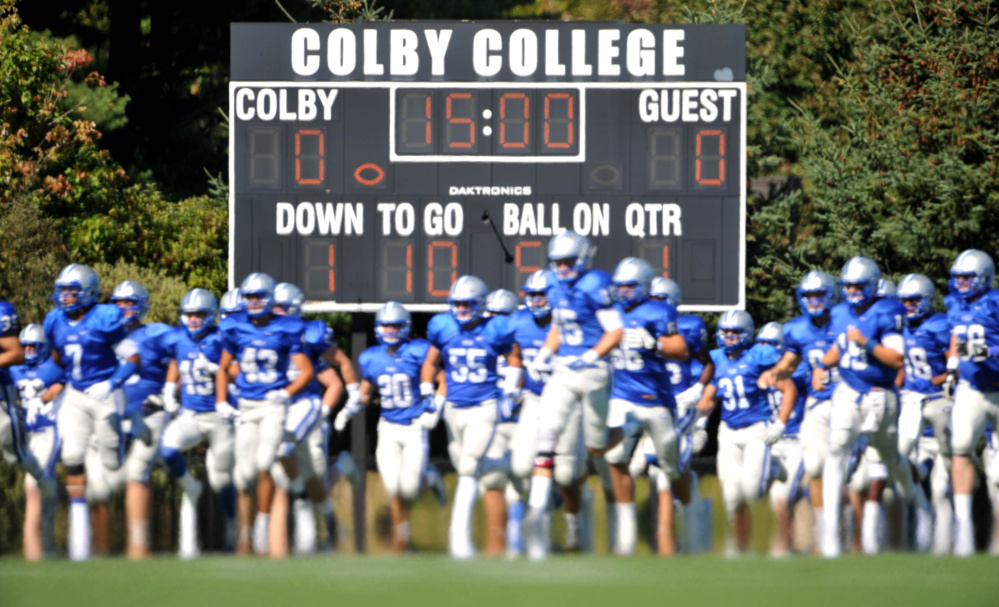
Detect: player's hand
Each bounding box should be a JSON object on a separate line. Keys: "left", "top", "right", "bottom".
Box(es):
{"left": 956, "top": 339, "right": 970, "bottom": 360}
{"left": 943, "top": 357, "right": 959, "bottom": 398}
{"left": 498, "top": 396, "right": 517, "bottom": 420}
{"left": 333, "top": 407, "right": 353, "bottom": 433}
{"left": 345, "top": 383, "right": 362, "bottom": 410}
{"left": 85, "top": 380, "right": 115, "bottom": 402}
{"left": 812, "top": 368, "right": 829, "bottom": 392}
{"left": 526, "top": 348, "right": 554, "bottom": 383}
{"left": 193, "top": 354, "right": 220, "bottom": 380}
{"left": 623, "top": 327, "right": 657, "bottom": 352}
{"left": 162, "top": 381, "right": 180, "bottom": 414}
{"left": 764, "top": 419, "right": 786, "bottom": 445}
{"left": 567, "top": 349, "right": 600, "bottom": 371}
{"left": 677, "top": 383, "right": 704, "bottom": 410}
{"left": 758, "top": 369, "right": 776, "bottom": 390}
{"left": 266, "top": 389, "right": 291, "bottom": 406}
{"left": 969, "top": 341, "right": 990, "bottom": 362}
{"left": 419, "top": 395, "right": 443, "bottom": 430}
{"left": 846, "top": 326, "right": 866, "bottom": 345}
{"left": 24, "top": 398, "right": 43, "bottom": 427}
{"left": 215, "top": 400, "right": 239, "bottom": 421}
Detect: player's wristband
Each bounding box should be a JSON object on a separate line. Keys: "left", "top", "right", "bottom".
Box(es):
{"left": 580, "top": 349, "right": 600, "bottom": 365}
{"left": 863, "top": 339, "right": 877, "bottom": 356}
{"left": 420, "top": 382, "right": 434, "bottom": 398}
{"left": 814, "top": 361, "right": 827, "bottom": 371}
{"left": 946, "top": 356, "right": 960, "bottom": 371}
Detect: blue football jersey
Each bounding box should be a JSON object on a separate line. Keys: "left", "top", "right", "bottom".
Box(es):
{"left": 902, "top": 313, "right": 949, "bottom": 395}
{"left": 782, "top": 314, "right": 837, "bottom": 401}
{"left": 359, "top": 338, "right": 432, "bottom": 424}
{"left": 44, "top": 304, "right": 131, "bottom": 391}
{"left": 766, "top": 363, "right": 807, "bottom": 436}
{"left": 666, "top": 314, "right": 709, "bottom": 394}
{"left": 122, "top": 323, "right": 173, "bottom": 414}
{"left": 10, "top": 358, "right": 65, "bottom": 432}
{"left": 291, "top": 320, "right": 335, "bottom": 400}
{"left": 549, "top": 269, "right": 616, "bottom": 357}
{"left": 946, "top": 290, "right": 999, "bottom": 391}
{"left": 428, "top": 313, "right": 515, "bottom": 406}
{"left": 610, "top": 298, "right": 678, "bottom": 407}
{"left": 220, "top": 313, "right": 306, "bottom": 400}
{"left": 509, "top": 308, "right": 552, "bottom": 396}
{"left": 0, "top": 301, "right": 20, "bottom": 386}
{"left": 164, "top": 326, "right": 224, "bottom": 413}
{"left": 710, "top": 344, "right": 782, "bottom": 429}
{"left": 829, "top": 299, "right": 906, "bottom": 392}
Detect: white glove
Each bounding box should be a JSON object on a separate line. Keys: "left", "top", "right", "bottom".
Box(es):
{"left": 86, "top": 380, "right": 114, "bottom": 402}
{"left": 334, "top": 400, "right": 362, "bottom": 432}
{"left": 943, "top": 357, "right": 959, "bottom": 398}
{"left": 345, "top": 383, "right": 362, "bottom": 411}
{"left": 215, "top": 400, "right": 239, "bottom": 421}
{"left": 677, "top": 383, "right": 705, "bottom": 409}
{"left": 419, "top": 395, "right": 444, "bottom": 430}
{"left": 623, "top": 327, "right": 657, "bottom": 352}
{"left": 193, "top": 354, "right": 220, "bottom": 380}
{"left": 526, "top": 347, "right": 554, "bottom": 383}
{"left": 764, "top": 419, "right": 786, "bottom": 445}
{"left": 266, "top": 389, "right": 291, "bottom": 406}
{"left": 498, "top": 396, "right": 517, "bottom": 420}
{"left": 162, "top": 381, "right": 180, "bottom": 414}
{"left": 320, "top": 404, "right": 333, "bottom": 419}
{"left": 691, "top": 418, "right": 709, "bottom": 454}
{"left": 24, "top": 398, "right": 43, "bottom": 427}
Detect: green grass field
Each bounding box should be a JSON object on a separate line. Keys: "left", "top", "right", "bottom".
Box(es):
{"left": 2, "top": 554, "right": 998, "bottom": 607}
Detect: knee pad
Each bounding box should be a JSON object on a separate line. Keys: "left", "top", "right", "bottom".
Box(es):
{"left": 234, "top": 459, "right": 257, "bottom": 492}
{"left": 457, "top": 455, "right": 478, "bottom": 478}
{"left": 479, "top": 470, "right": 507, "bottom": 491}
{"left": 126, "top": 456, "right": 152, "bottom": 484}
{"left": 207, "top": 468, "right": 233, "bottom": 493}
{"left": 553, "top": 455, "right": 577, "bottom": 488}
{"left": 271, "top": 462, "right": 291, "bottom": 490}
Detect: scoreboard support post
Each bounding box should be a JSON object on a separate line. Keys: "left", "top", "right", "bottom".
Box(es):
{"left": 349, "top": 313, "right": 370, "bottom": 553}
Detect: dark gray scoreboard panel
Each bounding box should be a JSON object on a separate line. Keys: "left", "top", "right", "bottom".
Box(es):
{"left": 230, "top": 22, "right": 746, "bottom": 311}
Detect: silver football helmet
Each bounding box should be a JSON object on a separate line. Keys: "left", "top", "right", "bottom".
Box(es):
{"left": 273, "top": 282, "right": 305, "bottom": 317}
{"left": 876, "top": 278, "right": 897, "bottom": 300}
{"left": 239, "top": 273, "right": 277, "bottom": 318}
{"left": 522, "top": 269, "right": 556, "bottom": 319}
{"left": 111, "top": 280, "right": 150, "bottom": 321}
{"left": 716, "top": 309, "right": 754, "bottom": 354}
{"left": 650, "top": 277, "right": 681, "bottom": 306}
{"left": 796, "top": 270, "right": 837, "bottom": 318}
{"left": 756, "top": 321, "right": 783, "bottom": 348}
{"left": 896, "top": 274, "right": 936, "bottom": 320}
{"left": 19, "top": 324, "right": 49, "bottom": 366}
{"left": 448, "top": 275, "right": 488, "bottom": 325}
{"left": 179, "top": 288, "right": 218, "bottom": 339}
{"left": 485, "top": 289, "right": 519, "bottom": 316}
{"left": 53, "top": 264, "right": 101, "bottom": 312}
{"left": 839, "top": 256, "right": 881, "bottom": 308}
{"left": 375, "top": 301, "right": 412, "bottom": 346}
{"left": 612, "top": 257, "right": 654, "bottom": 306}
{"left": 219, "top": 289, "right": 243, "bottom": 318}
{"left": 949, "top": 249, "right": 995, "bottom": 300}
{"left": 548, "top": 230, "right": 595, "bottom": 283}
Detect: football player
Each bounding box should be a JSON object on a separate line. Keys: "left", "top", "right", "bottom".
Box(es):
{"left": 268, "top": 282, "right": 353, "bottom": 556}
{"left": 650, "top": 276, "right": 714, "bottom": 554}
{"left": 0, "top": 300, "right": 27, "bottom": 479}
{"left": 341, "top": 302, "right": 430, "bottom": 552}
{"left": 755, "top": 322, "right": 807, "bottom": 556}
{"left": 523, "top": 231, "right": 624, "bottom": 560}
{"left": 420, "top": 275, "right": 519, "bottom": 559}
{"left": 603, "top": 258, "right": 688, "bottom": 555}
{"left": 45, "top": 264, "right": 139, "bottom": 561}
{"left": 945, "top": 249, "right": 999, "bottom": 556}
{"left": 762, "top": 270, "right": 838, "bottom": 551}
{"left": 160, "top": 288, "right": 237, "bottom": 558}
{"left": 110, "top": 280, "right": 174, "bottom": 559}
{"left": 700, "top": 310, "right": 796, "bottom": 555}
{"left": 215, "top": 273, "right": 314, "bottom": 556}
{"left": 818, "top": 256, "right": 916, "bottom": 558}
{"left": 896, "top": 273, "right": 952, "bottom": 553}
{"left": 10, "top": 324, "right": 64, "bottom": 560}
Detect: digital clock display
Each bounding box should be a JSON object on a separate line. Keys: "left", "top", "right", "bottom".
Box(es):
{"left": 230, "top": 22, "right": 747, "bottom": 311}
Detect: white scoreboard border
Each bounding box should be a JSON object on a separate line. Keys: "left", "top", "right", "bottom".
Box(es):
{"left": 228, "top": 81, "right": 748, "bottom": 313}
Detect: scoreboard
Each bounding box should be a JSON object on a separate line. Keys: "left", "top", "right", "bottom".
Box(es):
{"left": 229, "top": 22, "right": 746, "bottom": 311}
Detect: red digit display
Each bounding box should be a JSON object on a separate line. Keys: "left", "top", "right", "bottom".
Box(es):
{"left": 445, "top": 92, "right": 476, "bottom": 150}
{"left": 695, "top": 129, "right": 725, "bottom": 186}
{"left": 399, "top": 92, "right": 433, "bottom": 152}
{"left": 381, "top": 240, "right": 414, "bottom": 301}
{"left": 499, "top": 92, "right": 529, "bottom": 149}
{"left": 514, "top": 240, "right": 544, "bottom": 276}
{"left": 544, "top": 92, "right": 574, "bottom": 149}
{"left": 294, "top": 129, "right": 325, "bottom": 186}
{"left": 427, "top": 241, "right": 458, "bottom": 297}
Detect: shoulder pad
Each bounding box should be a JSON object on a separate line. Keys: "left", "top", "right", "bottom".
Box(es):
{"left": 305, "top": 320, "right": 333, "bottom": 347}
{"left": 143, "top": 323, "right": 174, "bottom": 339}
{"left": 89, "top": 303, "right": 127, "bottom": 331}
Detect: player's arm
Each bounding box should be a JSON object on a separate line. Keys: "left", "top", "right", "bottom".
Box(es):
{"left": 813, "top": 344, "right": 840, "bottom": 391}
{"left": 318, "top": 365, "right": 345, "bottom": 411}
{"left": 40, "top": 382, "right": 64, "bottom": 404}
{"left": 761, "top": 350, "right": 802, "bottom": 388}
{"left": 215, "top": 349, "right": 235, "bottom": 403}
{"left": 358, "top": 379, "right": 375, "bottom": 405}
{"left": 895, "top": 367, "right": 905, "bottom": 388}
{"left": 695, "top": 348, "right": 715, "bottom": 385}
{"left": 322, "top": 345, "right": 359, "bottom": 385}
{"left": 846, "top": 326, "right": 903, "bottom": 369}
{"left": 542, "top": 326, "right": 560, "bottom": 353}
{"left": 285, "top": 352, "right": 314, "bottom": 397}
{"left": 420, "top": 345, "right": 442, "bottom": 386}
{"left": 505, "top": 341, "right": 523, "bottom": 368}
{"left": 166, "top": 360, "right": 180, "bottom": 384}
{"left": 591, "top": 308, "right": 623, "bottom": 357}
{"left": 697, "top": 383, "right": 717, "bottom": 416}
{"left": 0, "top": 335, "right": 24, "bottom": 367}
{"left": 774, "top": 375, "right": 797, "bottom": 425}
{"left": 658, "top": 333, "right": 688, "bottom": 361}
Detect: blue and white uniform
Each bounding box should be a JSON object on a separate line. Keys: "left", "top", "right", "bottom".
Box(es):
{"left": 427, "top": 312, "right": 515, "bottom": 478}
{"left": 947, "top": 290, "right": 999, "bottom": 457}
{"left": 220, "top": 312, "right": 305, "bottom": 490}
{"left": 10, "top": 358, "right": 65, "bottom": 484}
{"left": 899, "top": 313, "right": 952, "bottom": 462}
{"left": 542, "top": 271, "right": 620, "bottom": 451}
{"left": 606, "top": 298, "right": 680, "bottom": 481}
{"left": 0, "top": 302, "right": 27, "bottom": 470}
{"left": 160, "top": 326, "right": 235, "bottom": 493}
{"left": 120, "top": 322, "right": 173, "bottom": 483}
{"left": 711, "top": 343, "right": 782, "bottom": 517}
{"left": 361, "top": 338, "right": 431, "bottom": 500}
{"left": 782, "top": 315, "right": 837, "bottom": 481}
{"left": 45, "top": 303, "right": 134, "bottom": 472}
